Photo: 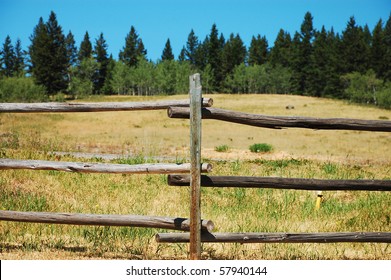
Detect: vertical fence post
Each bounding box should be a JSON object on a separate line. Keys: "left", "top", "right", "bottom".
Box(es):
{"left": 189, "top": 73, "right": 202, "bottom": 260}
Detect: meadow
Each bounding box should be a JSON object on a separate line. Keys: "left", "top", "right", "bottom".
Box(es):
{"left": 0, "top": 94, "right": 390, "bottom": 259}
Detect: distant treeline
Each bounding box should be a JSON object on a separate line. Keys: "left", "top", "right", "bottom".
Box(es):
{"left": 0, "top": 11, "right": 390, "bottom": 108}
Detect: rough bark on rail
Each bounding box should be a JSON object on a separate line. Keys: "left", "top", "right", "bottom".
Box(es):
{"left": 156, "top": 232, "right": 391, "bottom": 243}
{"left": 168, "top": 107, "right": 391, "bottom": 132}
{"left": 167, "top": 175, "right": 391, "bottom": 191}
{"left": 0, "top": 98, "right": 213, "bottom": 113}
{"left": 0, "top": 159, "right": 212, "bottom": 174}
{"left": 0, "top": 210, "right": 215, "bottom": 232}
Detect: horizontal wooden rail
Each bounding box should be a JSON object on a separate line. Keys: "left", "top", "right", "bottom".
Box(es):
{"left": 0, "top": 210, "right": 215, "bottom": 232}
{"left": 0, "top": 98, "right": 213, "bottom": 113}
{"left": 167, "top": 175, "right": 391, "bottom": 191}
{"left": 156, "top": 232, "right": 391, "bottom": 243}
{"left": 0, "top": 159, "right": 212, "bottom": 174}
{"left": 168, "top": 107, "right": 391, "bottom": 132}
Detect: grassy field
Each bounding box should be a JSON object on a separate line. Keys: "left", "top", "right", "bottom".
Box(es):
{"left": 0, "top": 94, "right": 390, "bottom": 259}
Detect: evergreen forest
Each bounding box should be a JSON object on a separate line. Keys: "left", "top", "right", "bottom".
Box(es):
{"left": 1, "top": 11, "right": 391, "bottom": 109}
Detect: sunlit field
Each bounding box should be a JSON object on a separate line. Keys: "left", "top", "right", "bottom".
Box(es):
{"left": 1, "top": 94, "right": 390, "bottom": 259}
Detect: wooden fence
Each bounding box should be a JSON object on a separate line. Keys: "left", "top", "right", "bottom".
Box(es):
{"left": 1, "top": 74, "right": 391, "bottom": 260}
{"left": 0, "top": 91, "right": 215, "bottom": 256}
{"left": 163, "top": 74, "right": 391, "bottom": 258}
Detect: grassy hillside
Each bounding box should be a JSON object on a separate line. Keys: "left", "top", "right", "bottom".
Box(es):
{"left": 0, "top": 94, "right": 390, "bottom": 259}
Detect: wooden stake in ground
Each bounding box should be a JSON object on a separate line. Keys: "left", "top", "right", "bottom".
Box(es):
{"left": 189, "top": 73, "right": 202, "bottom": 260}
{"left": 315, "top": 191, "right": 323, "bottom": 210}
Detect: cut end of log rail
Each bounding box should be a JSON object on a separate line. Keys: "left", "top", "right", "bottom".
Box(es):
{"left": 203, "top": 97, "right": 213, "bottom": 107}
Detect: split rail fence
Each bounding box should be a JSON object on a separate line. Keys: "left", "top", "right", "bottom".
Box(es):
{"left": 1, "top": 73, "right": 391, "bottom": 260}
{"left": 0, "top": 90, "right": 215, "bottom": 255}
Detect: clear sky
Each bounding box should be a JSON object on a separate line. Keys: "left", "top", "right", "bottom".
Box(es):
{"left": 0, "top": 0, "right": 390, "bottom": 62}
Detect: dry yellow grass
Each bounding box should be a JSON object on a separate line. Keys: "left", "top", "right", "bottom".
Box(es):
{"left": 3, "top": 94, "right": 391, "bottom": 161}
{"left": 1, "top": 94, "right": 390, "bottom": 260}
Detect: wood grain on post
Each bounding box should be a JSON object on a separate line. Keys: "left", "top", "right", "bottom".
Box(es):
{"left": 189, "top": 73, "right": 202, "bottom": 260}
{"left": 0, "top": 159, "right": 212, "bottom": 174}
{"left": 156, "top": 232, "right": 391, "bottom": 243}
{"left": 168, "top": 107, "right": 391, "bottom": 132}
{"left": 168, "top": 175, "right": 391, "bottom": 191}
{"left": 0, "top": 98, "right": 213, "bottom": 113}
{"left": 0, "top": 210, "right": 215, "bottom": 232}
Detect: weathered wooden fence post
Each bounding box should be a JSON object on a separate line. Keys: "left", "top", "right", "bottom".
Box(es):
{"left": 189, "top": 73, "right": 202, "bottom": 259}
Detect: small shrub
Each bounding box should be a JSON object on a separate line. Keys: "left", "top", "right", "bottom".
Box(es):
{"left": 249, "top": 143, "right": 273, "bottom": 153}
{"left": 215, "top": 144, "right": 229, "bottom": 152}
{"left": 52, "top": 93, "right": 66, "bottom": 102}
{"left": 0, "top": 77, "right": 47, "bottom": 102}
{"left": 377, "top": 85, "right": 391, "bottom": 109}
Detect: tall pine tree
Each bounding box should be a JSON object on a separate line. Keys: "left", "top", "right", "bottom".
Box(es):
{"left": 248, "top": 34, "right": 268, "bottom": 66}
{"left": 194, "top": 36, "right": 209, "bottom": 70}
{"left": 93, "top": 33, "right": 109, "bottom": 93}
{"left": 268, "top": 29, "right": 292, "bottom": 67}
{"left": 289, "top": 31, "right": 302, "bottom": 94}
{"left": 324, "top": 28, "right": 343, "bottom": 97}
{"left": 65, "top": 31, "right": 77, "bottom": 67}
{"left": 310, "top": 26, "right": 342, "bottom": 97}
{"left": 371, "top": 19, "right": 384, "bottom": 78}
{"left": 310, "top": 27, "right": 327, "bottom": 96}
{"left": 29, "top": 12, "right": 68, "bottom": 94}
{"left": 222, "top": 33, "right": 247, "bottom": 77}
{"left": 161, "top": 38, "right": 174, "bottom": 61}
{"left": 185, "top": 29, "right": 199, "bottom": 66}
{"left": 119, "top": 26, "right": 146, "bottom": 67}
{"left": 45, "top": 11, "right": 68, "bottom": 93}
{"left": 207, "top": 24, "right": 224, "bottom": 91}
{"left": 290, "top": 12, "right": 315, "bottom": 94}
{"left": 29, "top": 17, "right": 49, "bottom": 82}
{"left": 1, "top": 35, "right": 15, "bottom": 77}
{"left": 65, "top": 31, "right": 77, "bottom": 90}
{"left": 341, "top": 16, "right": 370, "bottom": 74}
{"left": 13, "top": 38, "right": 25, "bottom": 76}
{"left": 382, "top": 14, "right": 391, "bottom": 81}
{"left": 78, "top": 31, "right": 92, "bottom": 62}
{"left": 178, "top": 46, "right": 186, "bottom": 61}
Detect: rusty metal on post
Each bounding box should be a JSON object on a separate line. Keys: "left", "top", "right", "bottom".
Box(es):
{"left": 189, "top": 73, "right": 202, "bottom": 260}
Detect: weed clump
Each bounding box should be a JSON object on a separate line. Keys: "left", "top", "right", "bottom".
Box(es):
{"left": 215, "top": 144, "right": 230, "bottom": 152}
{"left": 249, "top": 143, "right": 273, "bottom": 153}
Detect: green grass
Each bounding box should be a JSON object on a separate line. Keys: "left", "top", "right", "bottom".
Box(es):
{"left": 0, "top": 94, "right": 390, "bottom": 260}
{"left": 0, "top": 189, "right": 49, "bottom": 212}
{"left": 215, "top": 144, "right": 230, "bottom": 152}
{"left": 1, "top": 153, "right": 390, "bottom": 259}
{"left": 249, "top": 143, "right": 273, "bottom": 153}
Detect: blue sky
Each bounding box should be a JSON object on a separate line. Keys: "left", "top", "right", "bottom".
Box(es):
{"left": 0, "top": 0, "right": 390, "bottom": 61}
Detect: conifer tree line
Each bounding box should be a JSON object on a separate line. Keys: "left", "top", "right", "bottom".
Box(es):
{"left": 1, "top": 11, "right": 391, "bottom": 108}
